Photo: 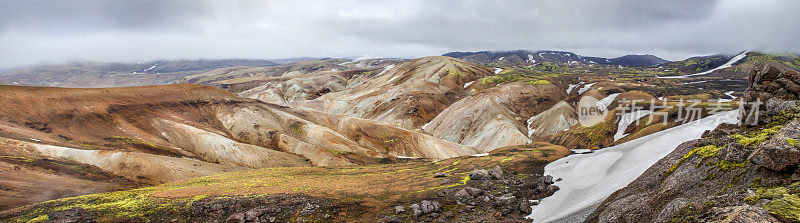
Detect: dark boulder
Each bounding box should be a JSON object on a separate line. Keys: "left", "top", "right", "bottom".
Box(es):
{"left": 489, "top": 165, "right": 504, "bottom": 180}
{"left": 753, "top": 119, "right": 800, "bottom": 171}
{"left": 717, "top": 143, "right": 750, "bottom": 163}
{"left": 469, "top": 169, "right": 490, "bottom": 180}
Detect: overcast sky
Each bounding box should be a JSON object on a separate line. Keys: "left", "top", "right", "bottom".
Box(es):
{"left": 0, "top": 0, "right": 799, "bottom": 68}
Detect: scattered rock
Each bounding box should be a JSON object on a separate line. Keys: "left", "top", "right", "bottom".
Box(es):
{"left": 244, "top": 208, "right": 267, "bottom": 221}
{"left": 433, "top": 172, "right": 448, "bottom": 178}
{"left": 420, "top": 200, "right": 441, "bottom": 214}
{"left": 395, "top": 206, "right": 405, "bottom": 214}
{"left": 47, "top": 207, "right": 95, "bottom": 223}
{"left": 469, "top": 169, "right": 490, "bottom": 180}
{"left": 465, "top": 187, "right": 483, "bottom": 197}
{"left": 547, "top": 185, "right": 560, "bottom": 194}
{"left": 518, "top": 201, "right": 532, "bottom": 213}
{"left": 496, "top": 194, "right": 517, "bottom": 206}
{"left": 225, "top": 213, "right": 245, "bottom": 223}
{"left": 489, "top": 165, "right": 504, "bottom": 179}
{"left": 753, "top": 119, "right": 800, "bottom": 171}
{"left": 454, "top": 188, "right": 473, "bottom": 200}
{"left": 717, "top": 143, "right": 750, "bottom": 163}
{"left": 382, "top": 215, "right": 402, "bottom": 223}
{"left": 709, "top": 205, "right": 779, "bottom": 222}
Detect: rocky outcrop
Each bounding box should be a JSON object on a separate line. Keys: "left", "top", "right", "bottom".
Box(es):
{"left": 752, "top": 118, "right": 800, "bottom": 171}
{"left": 743, "top": 64, "right": 800, "bottom": 105}
{"left": 585, "top": 134, "right": 790, "bottom": 222}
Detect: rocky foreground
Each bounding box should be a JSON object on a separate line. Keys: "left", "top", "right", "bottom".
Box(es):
{"left": 587, "top": 65, "right": 800, "bottom": 222}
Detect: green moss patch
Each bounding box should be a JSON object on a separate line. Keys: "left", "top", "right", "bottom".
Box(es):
{"left": 765, "top": 194, "right": 800, "bottom": 222}
{"left": 731, "top": 125, "right": 783, "bottom": 147}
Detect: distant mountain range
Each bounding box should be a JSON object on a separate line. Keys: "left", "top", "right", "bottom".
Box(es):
{"left": 443, "top": 50, "right": 669, "bottom": 67}
{"left": 0, "top": 59, "right": 277, "bottom": 87}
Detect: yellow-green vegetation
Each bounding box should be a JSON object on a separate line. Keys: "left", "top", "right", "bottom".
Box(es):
{"left": 530, "top": 80, "right": 551, "bottom": 85}
{"left": 745, "top": 182, "right": 800, "bottom": 221}
{"left": 730, "top": 125, "right": 783, "bottom": 147}
{"left": 715, "top": 160, "right": 747, "bottom": 171}
{"left": 572, "top": 121, "right": 614, "bottom": 147}
{"left": 447, "top": 68, "right": 464, "bottom": 77}
{"left": 288, "top": 121, "right": 304, "bottom": 134}
{"left": 667, "top": 145, "right": 707, "bottom": 175}
{"left": 326, "top": 148, "right": 349, "bottom": 156}
{"left": 765, "top": 194, "right": 800, "bottom": 221}
{"left": 787, "top": 138, "right": 800, "bottom": 147}
{"left": 666, "top": 204, "right": 697, "bottom": 223}
{"left": 746, "top": 52, "right": 800, "bottom": 71}
{"left": 111, "top": 136, "right": 171, "bottom": 151}
{"left": 6, "top": 187, "right": 192, "bottom": 222}
{"left": 695, "top": 145, "right": 721, "bottom": 159}
{"left": 0, "top": 155, "right": 35, "bottom": 163}
{"left": 666, "top": 145, "right": 729, "bottom": 176}
{"left": 25, "top": 215, "right": 48, "bottom": 223}
{"left": 479, "top": 68, "right": 560, "bottom": 86}
{"left": 660, "top": 55, "right": 729, "bottom": 75}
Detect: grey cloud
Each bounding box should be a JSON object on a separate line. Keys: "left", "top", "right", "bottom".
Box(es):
{"left": 0, "top": 0, "right": 798, "bottom": 68}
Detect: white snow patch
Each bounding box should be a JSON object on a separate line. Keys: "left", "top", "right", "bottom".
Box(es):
{"left": 494, "top": 68, "right": 504, "bottom": 74}
{"left": 27, "top": 138, "right": 41, "bottom": 142}
{"left": 421, "top": 120, "right": 433, "bottom": 130}
{"left": 471, "top": 153, "right": 490, "bottom": 157}
{"left": 719, "top": 91, "right": 738, "bottom": 102}
{"left": 577, "top": 83, "right": 596, "bottom": 95}
{"left": 143, "top": 64, "right": 157, "bottom": 72}
{"left": 613, "top": 110, "right": 653, "bottom": 141}
{"left": 571, "top": 149, "right": 593, "bottom": 154}
{"left": 529, "top": 110, "right": 739, "bottom": 222}
{"left": 498, "top": 57, "right": 505, "bottom": 61}
{"left": 378, "top": 64, "right": 395, "bottom": 76}
{"left": 387, "top": 75, "right": 402, "bottom": 84}
{"left": 566, "top": 84, "right": 579, "bottom": 94}
{"left": 463, "top": 81, "right": 475, "bottom": 88}
{"left": 683, "top": 80, "right": 709, "bottom": 85}
{"left": 658, "top": 51, "right": 749, "bottom": 79}
{"left": 596, "top": 93, "right": 621, "bottom": 111}
{"left": 527, "top": 54, "right": 536, "bottom": 63}
{"left": 395, "top": 156, "right": 420, "bottom": 159}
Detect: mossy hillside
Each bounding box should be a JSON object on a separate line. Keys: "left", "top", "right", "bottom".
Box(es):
{"left": 479, "top": 68, "right": 561, "bottom": 86}
{"left": 1, "top": 143, "right": 569, "bottom": 222}
{"left": 745, "top": 52, "right": 800, "bottom": 71}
